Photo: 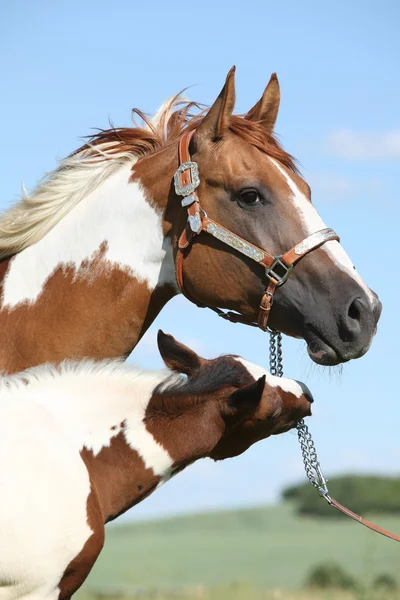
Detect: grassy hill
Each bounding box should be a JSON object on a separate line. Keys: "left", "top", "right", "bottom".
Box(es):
{"left": 77, "top": 501, "right": 400, "bottom": 597}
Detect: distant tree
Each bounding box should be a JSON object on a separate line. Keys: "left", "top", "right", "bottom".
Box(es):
{"left": 282, "top": 475, "right": 400, "bottom": 517}
{"left": 305, "top": 562, "right": 356, "bottom": 590}
{"left": 373, "top": 573, "right": 398, "bottom": 591}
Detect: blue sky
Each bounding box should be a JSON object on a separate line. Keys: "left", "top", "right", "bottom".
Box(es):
{"left": 1, "top": 0, "right": 399, "bottom": 520}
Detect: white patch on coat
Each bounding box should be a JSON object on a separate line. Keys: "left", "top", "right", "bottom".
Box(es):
{"left": 269, "top": 158, "right": 374, "bottom": 304}
{"left": 0, "top": 94, "right": 189, "bottom": 261}
{"left": 234, "top": 357, "right": 303, "bottom": 398}
{"left": 1, "top": 361, "right": 175, "bottom": 471}
{"left": 0, "top": 398, "right": 93, "bottom": 600}
{"left": 1, "top": 165, "right": 176, "bottom": 308}
{"left": 0, "top": 362, "right": 174, "bottom": 599}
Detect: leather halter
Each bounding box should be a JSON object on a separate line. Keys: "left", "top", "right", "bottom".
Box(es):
{"left": 174, "top": 130, "right": 339, "bottom": 330}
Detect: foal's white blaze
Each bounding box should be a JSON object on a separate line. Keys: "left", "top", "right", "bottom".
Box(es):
{"left": 1, "top": 165, "right": 176, "bottom": 308}
{"left": 234, "top": 357, "right": 303, "bottom": 398}
{"left": 269, "top": 158, "right": 374, "bottom": 304}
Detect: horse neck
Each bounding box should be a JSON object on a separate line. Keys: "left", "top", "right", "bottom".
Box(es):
{"left": 0, "top": 162, "right": 178, "bottom": 373}
{"left": 80, "top": 375, "right": 221, "bottom": 523}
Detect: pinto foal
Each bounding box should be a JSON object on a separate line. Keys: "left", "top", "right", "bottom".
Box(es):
{"left": 0, "top": 331, "right": 312, "bottom": 600}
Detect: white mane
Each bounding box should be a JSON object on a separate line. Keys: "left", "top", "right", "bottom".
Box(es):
{"left": 0, "top": 95, "right": 188, "bottom": 260}
{"left": 0, "top": 359, "right": 180, "bottom": 396}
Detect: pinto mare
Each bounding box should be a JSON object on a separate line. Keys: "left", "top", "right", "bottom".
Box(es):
{"left": 0, "top": 68, "right": 381, "bottom": 373}
{"left": 0, "top": 331, "right": 312, "bottom": 599}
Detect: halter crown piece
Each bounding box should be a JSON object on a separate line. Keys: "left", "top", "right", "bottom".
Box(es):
{"left": 174, "top": 130, "right": 339, "bottom": 331}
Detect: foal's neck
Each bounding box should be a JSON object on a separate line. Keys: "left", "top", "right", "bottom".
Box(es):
{"left": 79, "top": 373, "right": 218, "bottom": 523}
{"left": 0, "top": 162, "right": 178, "bottom": 373}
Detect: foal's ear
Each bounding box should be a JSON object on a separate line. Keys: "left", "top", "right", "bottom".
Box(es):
{"left": 245, "top": 73, "right": 280, "bottom": 133}
{"left": 195, "top": 66, "right": 236, "bottom": 142}
{"left": 157, "top": 330, "right": 203, "bottom": 376}
{"left": 228, "top": 375, "right": 266, "bottom": 416}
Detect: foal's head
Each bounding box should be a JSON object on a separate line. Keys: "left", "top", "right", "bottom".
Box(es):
{"left": 152, "top": 331, "right": 312, "bottom": 463}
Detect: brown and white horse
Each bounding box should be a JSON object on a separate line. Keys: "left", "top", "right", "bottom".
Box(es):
{"left": 0, "top": 69, "right": 381, "bottom": 373}
{"left": 0, "top": 331, "right": 312, "bottom": 599}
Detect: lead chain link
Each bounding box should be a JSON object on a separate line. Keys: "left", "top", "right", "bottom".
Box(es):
{"left": 269, "top": 331, "right": 330, "bottom": 501}
{"left": 268, "top": 330, "right": 283, "bottom": 378}
{"left": 269, "top": 331, "right": 278, "bottom": 376}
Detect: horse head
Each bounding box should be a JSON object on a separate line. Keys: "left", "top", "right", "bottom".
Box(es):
{"left": 154, "top": 69, "right": 381, "bottom": 365}
{"left": 156, "top": 331, "right": 312, "bottom": 462}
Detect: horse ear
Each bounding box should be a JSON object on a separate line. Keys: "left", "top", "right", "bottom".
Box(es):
{"left": 157, "top": 330, "right": 203, "bottom": 376}
{"left": 195, "top": 66, "right": 236, "bottom": 142}
{"left": 228, "top": 375, "right": 266, "bottom": 416}
{"left": 245, "top": 73, "right": 280, "bottom": 133}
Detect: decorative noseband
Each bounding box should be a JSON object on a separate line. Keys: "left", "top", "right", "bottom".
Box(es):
{"left": 174, "top": 130, "right": 339, "bottom": 331}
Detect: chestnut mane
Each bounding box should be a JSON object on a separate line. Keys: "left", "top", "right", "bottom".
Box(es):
{"left": 0, "top": 95, "right": 297, "bottom": 260}
{"left": 84, "top": 95, "right": 298, "bottom": 172}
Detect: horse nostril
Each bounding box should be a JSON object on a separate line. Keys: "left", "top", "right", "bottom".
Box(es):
{"left": 340, "top": 296, "right": 370, "bottom": 342}
{"left": 348, "top": 298, "right": 362, "bottom": 322}
{"left": 335, "top": 290, "right": 380, "bottom": 356}
{"left": 295, "top": 381, "right": 314, "bottom": 404}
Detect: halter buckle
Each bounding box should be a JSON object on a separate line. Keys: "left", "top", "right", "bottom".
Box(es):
{"left": 174, "top": 161, "right": 200, "bottom": 196}
{"left": 266, "top": 258, "right": 293, "bottom": 286}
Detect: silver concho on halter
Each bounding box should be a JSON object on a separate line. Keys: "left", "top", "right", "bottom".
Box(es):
{"left": 174, "top": 162, "right": 200, "bottom": 197}
{"left": 187, "top": 213, "right": 202, "bottom": 233}
{"left": 174, "top": 161, "right": 202, "bottom": 233}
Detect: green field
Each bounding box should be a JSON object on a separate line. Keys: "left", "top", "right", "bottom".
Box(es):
{"left": 77, "top": 502, "right": 400, "bottom": 598}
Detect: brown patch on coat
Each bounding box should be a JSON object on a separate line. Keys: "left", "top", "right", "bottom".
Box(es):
{"left": 144, "top": 355, "right": 254, "bottom": 463}
{"left": 80, "top": 431, "right": 161, "bottom": 523}
{"left": 210, "top": 387, "right": 312, "bottom": 461}
{"left": 0, "top": 243, "right": 176, "bottom": 374}
{"left": 58, "top": 482, "right": 104, "bottom": 600}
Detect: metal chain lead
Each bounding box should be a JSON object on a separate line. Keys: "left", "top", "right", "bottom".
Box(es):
{"left": 269, "top": 331, "right": 331, "bottom": 502}
{"left": 296, "top": 420, "right": 331, "bottom": 501}
{"left": 269, "top": 331, "right": 278, "bottom": 376}
{"left": 268, "top": 330, "right": 283, "bottom": 377}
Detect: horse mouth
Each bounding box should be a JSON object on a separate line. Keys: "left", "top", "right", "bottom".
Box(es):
{"left": 305, "top": 324, "right": 375, "bottom": 366}
{"left": 273, "top": 413, "right": 312, "bottom": 435}
{"left": 305, "top": 327, "right": 345, "bottom": 366}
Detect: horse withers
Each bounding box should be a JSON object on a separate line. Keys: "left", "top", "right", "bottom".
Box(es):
{"left": 0, "top": 331, "right": 312, "bottom": 599}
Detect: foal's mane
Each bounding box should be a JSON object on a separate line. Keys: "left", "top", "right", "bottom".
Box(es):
{"left": 0, "top": 95, "right": 297, "bottom": 260}
{"left": 0, "top": 359, "right": 145, "bottom": 393}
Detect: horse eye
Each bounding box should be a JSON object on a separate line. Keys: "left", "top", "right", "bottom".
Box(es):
{"left": 238, "top": 189, "right": 261, "bottom": 206}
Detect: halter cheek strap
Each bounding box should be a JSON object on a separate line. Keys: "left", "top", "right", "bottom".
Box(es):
{"left": 174, "top": 130, "right": 339, "bottom": 331}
